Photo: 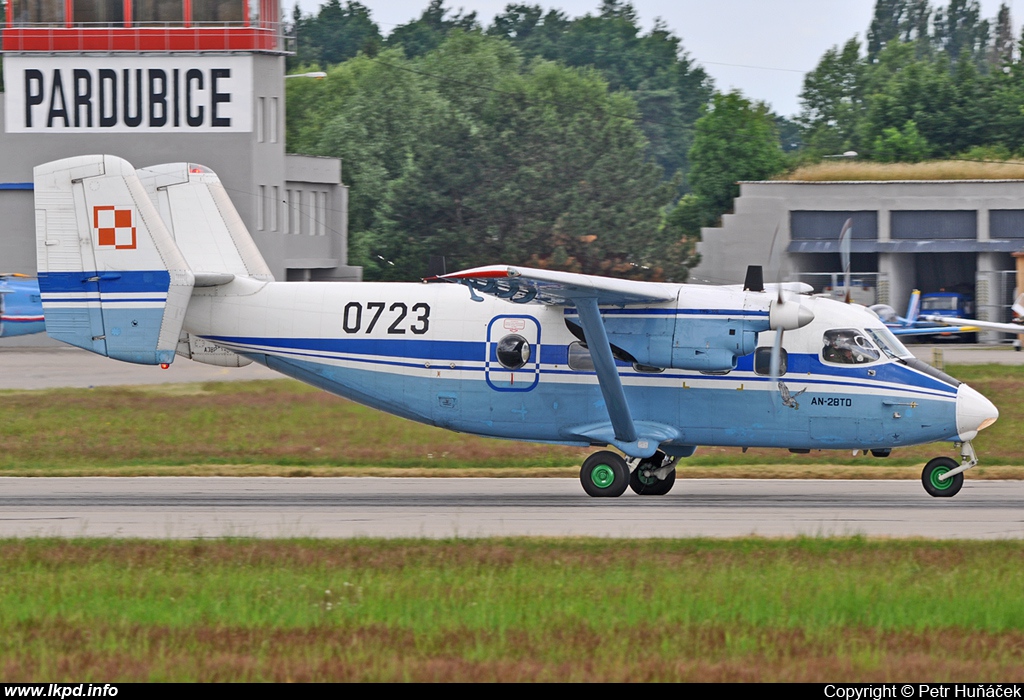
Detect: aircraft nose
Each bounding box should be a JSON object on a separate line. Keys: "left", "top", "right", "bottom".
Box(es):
{"left": 956, "top": 383, "right": 999, "bottom": 441}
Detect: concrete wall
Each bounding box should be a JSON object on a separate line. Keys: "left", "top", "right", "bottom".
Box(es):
{"left": 692, "top": 179, "right": 1024, "bottom": 338}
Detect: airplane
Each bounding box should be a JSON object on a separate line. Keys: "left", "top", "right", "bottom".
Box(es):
{"left": 0, "top": 273, "right": 44, "bottom": 338}
{"left": 31, "top": 155, "right": 1000, "bottom": 498}
{"left": 870, "top": 289, "right": 980, "bottom": 338}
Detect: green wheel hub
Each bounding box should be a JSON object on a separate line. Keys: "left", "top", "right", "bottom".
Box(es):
{"left": 930, "top": 466, "right": 954, "bottom": 491}
{"left": 590, "top": 463, "right": 616, "bottom": 489}
{"left": 636, "top": 468, "right": 658, "bottom": 486}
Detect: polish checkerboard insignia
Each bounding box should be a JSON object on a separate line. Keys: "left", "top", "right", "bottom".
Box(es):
{"left": 93, "top": 205, "right": 137, "bottom": 249}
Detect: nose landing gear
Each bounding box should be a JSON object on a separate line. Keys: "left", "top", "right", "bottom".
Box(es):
{"left": 921, "top": 441, "right": 977, "bottom": 498}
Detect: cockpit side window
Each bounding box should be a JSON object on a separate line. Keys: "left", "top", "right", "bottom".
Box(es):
{"left": 822, "top": 329, "right": 881, "bottom": 365}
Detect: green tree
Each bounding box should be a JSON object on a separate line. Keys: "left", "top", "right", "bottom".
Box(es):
{"left": 489, "top": 2, "right": 712, "bottom": 186}
{"left": 871, "top": 119, "right": 930, "bottom": 160}
{"left": 688, "top": 91, "right": 787, "bottom": 219}
{"left": 933, "top": 0, "right": 990, "bottom": 65}
{"left": 385, "top": 0, "right": 480, "bottom": 58}
{"left": 288, "top": 32, "right": 680, "bottom": 281}
{"left": 290, "top": 0, "right": 381, "bottom": 69}
{"left": 799, "top": 37, "right": 866, "bottom": 154}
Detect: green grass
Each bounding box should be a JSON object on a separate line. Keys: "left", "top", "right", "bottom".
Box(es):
{"left": 2, "top": 538, "right": 1023, "bottom": 681}
{"left": 0, "top": 364, "right": 1021, "bottom": 476}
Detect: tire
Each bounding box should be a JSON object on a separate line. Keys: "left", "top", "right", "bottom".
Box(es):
{"left": 629, "top": 455, "right": 676, "bottom": 496}
{"left": 922, "top": 456, "right": 964, "bottom": 498}
{"left": 580, "top": 451, "right": 629, "bottom": 497}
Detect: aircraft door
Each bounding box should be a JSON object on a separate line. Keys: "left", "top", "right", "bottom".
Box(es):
{"left": 486, "top": 315, "right": 541, "bottom": 391}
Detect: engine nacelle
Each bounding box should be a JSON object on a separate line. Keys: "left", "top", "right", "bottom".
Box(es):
{"left": 601, "top": 317, "right": 760, "bottom": 372}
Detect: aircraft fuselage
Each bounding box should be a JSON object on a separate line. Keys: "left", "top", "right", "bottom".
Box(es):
{"left": 184, "top": 277, "right": 974, "bottom": 456}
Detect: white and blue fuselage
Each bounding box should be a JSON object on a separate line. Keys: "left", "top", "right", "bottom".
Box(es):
{"left": 182, "top": 277, "right": 986, "bottom": 456}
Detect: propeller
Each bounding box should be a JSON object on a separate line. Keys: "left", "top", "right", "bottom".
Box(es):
{"left": 763, "top": 222, "right": 813, "bottom": 407}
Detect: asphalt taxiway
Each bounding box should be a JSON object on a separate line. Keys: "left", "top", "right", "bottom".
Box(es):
{"left": 0, "top": 477, "right": 1021, "bottom": 539}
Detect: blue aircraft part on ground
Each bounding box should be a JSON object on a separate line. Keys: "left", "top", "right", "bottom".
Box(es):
{"left": 0, "top": 276, "right": 44, "bottom": 338}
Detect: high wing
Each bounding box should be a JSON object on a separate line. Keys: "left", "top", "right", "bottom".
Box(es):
{"left": 428, "top": 265, "right": 677, "bottom": 306}
{"left": 920, "top": 314, "right": 1022, "bottom": 334}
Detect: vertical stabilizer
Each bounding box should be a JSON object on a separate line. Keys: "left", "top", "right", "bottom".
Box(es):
{"left": 34, "top": 155, "right": 195, "bottom": 365}
{"left": 906, "top": 289, "right": 921, "bottom": 326}
{"left": 137, "top": 163, "right": 273, "bottom": 281}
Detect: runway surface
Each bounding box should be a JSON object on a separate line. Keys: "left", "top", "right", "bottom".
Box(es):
{"left": 1, "top": 477, "right": 1022, "bottom": 539}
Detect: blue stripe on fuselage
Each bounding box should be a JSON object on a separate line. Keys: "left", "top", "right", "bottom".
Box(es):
{"left": 38, "top": 270, "right": 171, "bottom": 294}
{"left": 207, "top": 334, "right": 957, "bottom": 400}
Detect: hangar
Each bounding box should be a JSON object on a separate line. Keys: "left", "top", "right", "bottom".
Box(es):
{"left": 0, "top": 0, "right": 361, "bottom": 283}
{"left": 690, "top": 177, "right": 1024, "bottom": 343}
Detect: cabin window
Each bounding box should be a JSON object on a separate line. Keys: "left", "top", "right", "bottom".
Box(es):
{"left": 754, "top": 347, "right": 787, "bottom": 376}
{"left": 822, "top": 329, "right": 880, "bottom": 365}
{"left": 496, "top": 334, "right": 530, "bottom": 370}
{"left": 567, "top": 342, "right": 594, "bottom": 372}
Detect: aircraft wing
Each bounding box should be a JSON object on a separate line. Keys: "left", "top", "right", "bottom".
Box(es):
{"left": 920, "top": 314, "right": 1023, "bottom": 334}
{"left": 429, "top": 265, "right": 677, "bottom": 306}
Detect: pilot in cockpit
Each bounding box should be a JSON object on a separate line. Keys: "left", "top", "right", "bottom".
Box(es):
{"left": 822, "top": 329, "right": 880, "bottom": 365}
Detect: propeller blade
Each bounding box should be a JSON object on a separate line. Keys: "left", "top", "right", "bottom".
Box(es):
{"left": 839, "top": 218, "right": 853, "bottom": 303}
{"left": 769, "top": 328, "right": 784, "bottom": 382}
{"left": 767, "top": 222, "right": 784, "bottom": 305}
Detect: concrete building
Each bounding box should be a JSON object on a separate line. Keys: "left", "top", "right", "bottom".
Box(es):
{"left": 0, "top": 0, "right": 360, "bottom": 282}
{"left": 691, "top": 178, "right": 1024, "bottom": 342}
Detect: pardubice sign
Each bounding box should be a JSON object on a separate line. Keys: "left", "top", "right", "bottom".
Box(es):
{"left": 4, "top": 56, "right": 253, "bottom": 133}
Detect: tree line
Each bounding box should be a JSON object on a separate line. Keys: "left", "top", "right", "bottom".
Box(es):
{"left": 801, "top": 0, "right": 1024, "bottom": 162}
{"left": 287, "top": 0, "right": 1024, "bottom": 282}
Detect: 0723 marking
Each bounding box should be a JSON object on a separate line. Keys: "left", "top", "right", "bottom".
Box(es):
{"left": 342, "top": 301, "right": 430, "bottom": 335}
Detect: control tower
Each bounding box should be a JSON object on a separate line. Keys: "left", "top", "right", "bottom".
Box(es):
{"left": 1, "top": 0, "right": 360, "bottom": 281}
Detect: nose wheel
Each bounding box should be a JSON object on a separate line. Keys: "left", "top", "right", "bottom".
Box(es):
{"left": 921, "top": 442, "right": 977, "bottom": 497}
{"left": 921, "top": 457, "right": 964, "bottom": 497}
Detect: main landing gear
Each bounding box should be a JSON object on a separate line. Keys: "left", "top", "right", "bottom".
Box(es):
{"left": 921, "top": 441, "right": 977, "bottom": 498}
{"left": 579, "top": 450, "right": 677, "bottom": 497}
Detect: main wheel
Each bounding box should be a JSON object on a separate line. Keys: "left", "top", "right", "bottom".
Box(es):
{"left": 580, "top": 451, "right": 629, "bottom": 497}
{"left": 629, "top": 453, "right": 676, "bottom": 496}
{"left": 922, "top": 456, "right": 964, "bottom": 497}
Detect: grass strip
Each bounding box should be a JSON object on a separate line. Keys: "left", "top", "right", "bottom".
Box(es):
{"left": 1, "top": 538, "right": 1023, "bottom": 681}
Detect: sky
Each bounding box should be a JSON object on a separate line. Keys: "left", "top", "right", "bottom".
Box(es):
{"left": 292, "top": 0, "right": 1020, "bottom": 118}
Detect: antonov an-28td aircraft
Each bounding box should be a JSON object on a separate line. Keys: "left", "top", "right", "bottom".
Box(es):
{"left": 34, "top": 155, "right": 1000, "bottom": 498}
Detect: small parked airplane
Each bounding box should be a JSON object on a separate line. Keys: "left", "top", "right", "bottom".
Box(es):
{"left": 871, "top": 290, "right": 980, "bottom": 338}
{"left": 0, "top": 273, "right": 44, "bottom": 338}
{"left": 32, "top": 155, "right": 999, "bottom": 498}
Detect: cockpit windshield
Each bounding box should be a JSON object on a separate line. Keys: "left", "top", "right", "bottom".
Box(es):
{"left": 865, "top": 326, "right": 913, "bottom": 360}
{"left": 822, "top": 329, "right": 880, "bottom": 365}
